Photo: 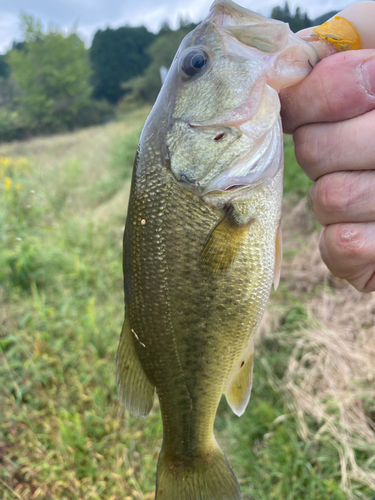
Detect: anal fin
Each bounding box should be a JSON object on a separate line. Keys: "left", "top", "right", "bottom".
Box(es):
{"left": 225, "top": 347, "right": 254, "bottom": 417}
{"left": 116, "top": 318, "right": 155, "bottom": 417}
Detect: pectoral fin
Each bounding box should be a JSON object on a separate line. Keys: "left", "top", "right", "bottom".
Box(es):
{"left": 225, "top": 347, "right": 254, "bottom": 417}
{"left": 200, "top": 208, "right": 253, "bottom": 274}
{"left": 116, "top": 318, "right": 155, "bottom": 417}
{"left": 273, "top": 221, "right": 282, "bottom": 291}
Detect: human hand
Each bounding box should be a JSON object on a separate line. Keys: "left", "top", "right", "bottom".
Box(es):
{"left": 280, "top": 4, "right": 375, "bottom": 292}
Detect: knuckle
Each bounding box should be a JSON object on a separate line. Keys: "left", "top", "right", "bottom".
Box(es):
{"left": 293, "top": 126, "right": 318, "bottom": 174}
{"left": 294, "top": 125, "right": 337, "bottom": 180}
{"left": 334, "top": 224, "right": 366, "bottom": 259}
{"left": 312, "top": 174, "right": 346, "bottom": 215}
{"left": 320, "top": 223, "right": 375, "bottom": 287}
{"left": 314, "top": 50, "right": 375, "bottom": 117}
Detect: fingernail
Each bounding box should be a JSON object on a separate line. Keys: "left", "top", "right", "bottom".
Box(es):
{"left": 361, "top": 56, "right": 375, "bottom": 96}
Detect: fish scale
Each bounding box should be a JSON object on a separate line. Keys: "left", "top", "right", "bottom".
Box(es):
{"left": 125, "top": 130, "right": 282, "bottom": 455}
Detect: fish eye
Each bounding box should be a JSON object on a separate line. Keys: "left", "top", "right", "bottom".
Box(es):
{"left": 181, "top": 49, "right": 209, "bottom": 77}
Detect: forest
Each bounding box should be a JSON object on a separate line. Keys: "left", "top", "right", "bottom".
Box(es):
{"left": 0, "top": 3, "right": 336, "bottom": 143}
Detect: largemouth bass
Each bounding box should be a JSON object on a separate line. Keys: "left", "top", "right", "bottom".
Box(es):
{"left": 117, "top": 1, "right": 318, "bottom": 498}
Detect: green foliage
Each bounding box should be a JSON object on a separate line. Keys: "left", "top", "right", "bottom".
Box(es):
{"left": 0, "top": 55, "right": 10, "bottom": 78}
{"left": 0, "top": 108, "right": 28, "bottom": 142}
{"left": 283, "top": 135, "right": 313, "bottom": 197}
{"left": 89, "top": 124, "right": 143, "bottom": 203}
{"left": 90, "top": 26, "right": 155, "bottom": 104}
{"left": 271, "top": 3, "right": 339, "bottom": 33}
{"left": 72, "top": 99, "right": 116, "bottom": 129}
{"left": 7, "top": 13, "right": 93, "bottom": 134}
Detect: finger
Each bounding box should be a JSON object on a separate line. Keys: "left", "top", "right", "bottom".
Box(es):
{"left": 332, "top": 2, "right": 375, "bottom": 50}
{"left": 309, "top": 170, "right": 375, "bottom": 225}
{"left": 320, "top": 222, "right": 375, "bottom": 292}
{"left": 293, "top": 108, "right": 375, "bottom": 180}
{"left": 280, "top": 50, "right": 375, "bottom": 134}
{"left": 297, "top": 2, "right": 375, "bottom": 55}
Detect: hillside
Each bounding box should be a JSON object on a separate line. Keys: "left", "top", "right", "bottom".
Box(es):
{"left": 0, "top": 109, "right": 374, "bottom": 500}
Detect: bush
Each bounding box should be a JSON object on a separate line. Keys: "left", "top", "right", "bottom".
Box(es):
{"left": 0, "top": 108, "right": 30, "bottom": 142}
{"left": 73, "top": 100, "right": 116, "bottom": 128}
{"left": 5, "top": 14, "right": 92, "bottom": 138}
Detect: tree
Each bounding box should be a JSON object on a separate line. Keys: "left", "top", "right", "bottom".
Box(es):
{"left": 0, "top": 56, "right": 10, "bottom": 79}
{"left": 271, "top": 6, "right": 284, "bottom": 22}
{"left": 121, "top": 24, "right": 196, "bottom": 106}
{"left": 271, "top": 2, "right": 311, "bottom": 32}
{"left": 8, "top": 13, "right": 92, "bottom": 131}
{"left": 90, "top": 26, "right": 155, "bottom": 104}
{"left": 314, "top": 11, "right": 339, "bottom": 25}
{"left": 284, "top": 2, "right": 291, "bottom": 18}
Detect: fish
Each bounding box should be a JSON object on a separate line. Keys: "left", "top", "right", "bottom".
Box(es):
{"left": 116, "top": 1, "right": 318, "bottom": 499}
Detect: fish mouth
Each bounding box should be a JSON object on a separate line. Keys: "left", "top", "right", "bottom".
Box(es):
{"left": 166, "top": 0, "right": 317, "bottom": 198}
{"left": 207, "top": 0, "right": 318, "bottom": 93}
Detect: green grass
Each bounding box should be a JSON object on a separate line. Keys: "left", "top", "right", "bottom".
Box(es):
{"left": 283, "top": 135, "right": 313, "bottom": 197}
{"left": 0, "top": 111, "right": 372, "bottom": 499}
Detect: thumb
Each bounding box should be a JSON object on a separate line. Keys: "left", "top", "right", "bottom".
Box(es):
{"left": 297, "top": 1, "right": 375, "bottom": 59}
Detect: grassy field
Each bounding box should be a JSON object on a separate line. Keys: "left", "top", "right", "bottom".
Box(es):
{"left": 1, "top": 108, "right": 374, "bottom": 500}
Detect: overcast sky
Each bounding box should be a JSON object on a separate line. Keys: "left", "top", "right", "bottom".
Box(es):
{"left": 0, "top": 0, "right": 354, "bottom": 54}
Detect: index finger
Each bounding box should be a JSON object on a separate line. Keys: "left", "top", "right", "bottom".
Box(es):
{"left": 280, "top": 49, "right": 375, "bottom": 134}
{"left": 281, "top": 2, "right": 375, "bottom": 134}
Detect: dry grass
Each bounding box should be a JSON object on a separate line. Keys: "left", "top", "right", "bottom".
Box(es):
{"left": 264, "top": 196, "right": 375, "bottom": 499}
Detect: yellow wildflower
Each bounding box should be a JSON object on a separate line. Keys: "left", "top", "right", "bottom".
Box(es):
{"left": 16, "top": 157, "right": 29, "bottom": 173}
{"left": 0, "top": 157, "right": 11, "bottom": 168}
{"left": 4, "top": 176, "right": 12, "bottom": 191}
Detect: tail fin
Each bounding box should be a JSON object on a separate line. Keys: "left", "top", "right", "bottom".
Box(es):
{"left": 156, "top": 445, "right": 241, "bottom": 500}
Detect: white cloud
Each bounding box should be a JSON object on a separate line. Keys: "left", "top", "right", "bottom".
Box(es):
{"left": 0, "top": 12, "right": 20, "bottom": 52}
{"left": 0, "top": 0, "right": 348, "bottom": 53}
